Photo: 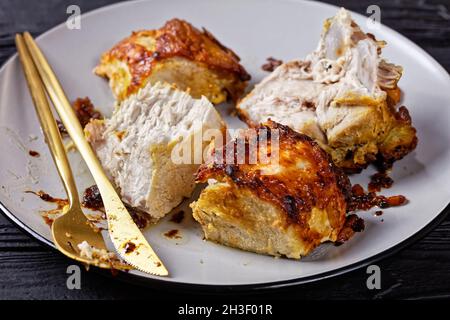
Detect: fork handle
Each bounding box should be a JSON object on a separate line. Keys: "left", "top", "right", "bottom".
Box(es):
{"left": 15, "top": 34, "right": 80, "bottom": 208}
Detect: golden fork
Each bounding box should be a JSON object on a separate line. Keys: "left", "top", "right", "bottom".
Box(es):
{"left": 21, "top": 32, "right": 168, "bottom": 276}
{"left": 15, "top": 34, "right": 118, "bottom": 269}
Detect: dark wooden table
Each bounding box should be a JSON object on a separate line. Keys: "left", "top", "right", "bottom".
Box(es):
{"left": 1, "top": 0, "right": 449, "bottom": 300}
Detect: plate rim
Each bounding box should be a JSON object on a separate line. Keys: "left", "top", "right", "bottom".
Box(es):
{"left": 1, "top": 0, "right": 450, "bottom": 290}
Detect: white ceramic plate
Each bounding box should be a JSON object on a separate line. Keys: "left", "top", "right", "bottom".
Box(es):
{"left": 1, "top": 0, "right": 450, "bottom": 290}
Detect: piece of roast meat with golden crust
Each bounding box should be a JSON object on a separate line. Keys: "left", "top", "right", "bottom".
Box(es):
{"left": 95, "top": 19, "right": 250, "bottom": 103}
{"left": 85, "top": 82, "right": 225, "bottom": 222}
{"left": 237, "top": 9, "right": 417, "bottom": 172}
{"left": 190, "top": 120, "right": 352, "bottom": 259}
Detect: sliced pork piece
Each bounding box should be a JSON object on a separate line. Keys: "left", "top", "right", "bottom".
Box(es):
{"left": 237, "top": 8, "right": 417, "bottom": 172}
{"left": 85, "top": 82, "right": 225, "bottom": 222}
{"left": 95, "top": 19, "right": 250, "bottom": 104}
{"left": 191, "top": 121, "right": 353, "bottom": 259}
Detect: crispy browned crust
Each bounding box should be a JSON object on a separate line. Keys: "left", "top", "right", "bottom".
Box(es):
{"left": 96, "top": 19, "right": 250, "bottom": 101}
{"left": 335, "top": 214, "right": 365, "bottom": 245}
{"left": 196, "top": 120, "right": 350, "bottom": 235}
{"left": 337, "top": 87, "right": 417, "bottom": 173}
{"left": 377, "top": 105, "right": 418, "bottom": 171}
{"left": 238, "top": 86, "right": 417, "bottom": 174}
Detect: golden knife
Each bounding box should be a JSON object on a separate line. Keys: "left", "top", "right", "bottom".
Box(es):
{"left": 22, "top": 32, "right": 168, "bottom": 276}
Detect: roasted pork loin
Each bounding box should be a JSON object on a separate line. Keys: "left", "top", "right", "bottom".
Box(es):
{"left": 85, "top": 82, "right": 225, "bottom": 221}
{"left": 237, "top": 9, "right": 417, "bottom": 172}
{"left": 191, "top": 121, "right": 352, "bottom": 258}
{"left": 95, "top": 19, "right": 250, "bottom": 104}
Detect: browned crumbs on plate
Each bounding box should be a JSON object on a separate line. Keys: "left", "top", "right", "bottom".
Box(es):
{"left": 82, "top": 184, "right": 104, "bottom": 210}
{"left": 31, "top": 186, "right": 152, "bottom": 231}
{"left": 335, "top": 214, "right": 365, "bottom": 246}
{"left": 42, "top": 216, "right": 54, "bottom": 227}
{"left": 25, "top": 190, "right": 69, "bottom": 226}
{"left": 128, "top": 207, "right": 152, "bottom": 229}
{"left": 28, "top": 150, "right": 40, "bottom": 157}
{"left": 170, "top": 210, "right": 185, "bottom": 224}
{"left": 73, "top": 97, "right": 103, "bottom": 127}
{"left": 262, "top": 57, "right": 283, "bottom": 72}
{"left": 375, "top": 210, "right": 383, "bottom": 216}
{"left": 164, "top": 229, "right": 181, "bottom": 239}
{"left": 81, "top": 184, "right": 152, "bottom": 229}
{"left": 348, "top": 184, "right": 406, "bottom": 212}
{"left": 368, "top": 172, "right": 394, "bottom": 193}
{"left": 26, "top": 190, "right": 68, "bottom": 205}
{"left": 58, "top": 97, "right": 103, "bottom": 136}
